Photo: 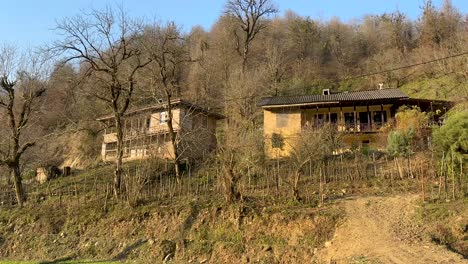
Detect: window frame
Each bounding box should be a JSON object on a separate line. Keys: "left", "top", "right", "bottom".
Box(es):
{"left": 276, "top": 112, "right": 289, "bottom": 128}
{"left": 159, "top": 111, "right": 168, "bottom": 125}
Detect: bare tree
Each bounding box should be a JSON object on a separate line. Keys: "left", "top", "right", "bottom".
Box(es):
{"left": 141, "top": 22, "right": 192, "bottom": 183}
{"left": 217, "top": 127, "right": 264, "bottom": 203}
{"left": 289, "top": 124, "right": 341, "bottom": 202}
{"left": 224, "top": 0, "right": 278, "bottom": 72}
{"left": 52, "top": 7, "right": 151, "bottom": 198}
{"left": 0, "top": 45, "right": 48, "bottom": 207}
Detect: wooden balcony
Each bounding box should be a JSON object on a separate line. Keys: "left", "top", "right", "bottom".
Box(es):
{"left": 304, "top": 122, "right": 387, "bottom": 133}
{"left": 103, "top": 133, "right": 117, "bottom": 143}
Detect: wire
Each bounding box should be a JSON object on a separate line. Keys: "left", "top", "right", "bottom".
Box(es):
{"left": 219, "top": 50, "right": 468, "bottom": 102}
{"left": 102, "top": 51, "right": 468, "bottom": 112}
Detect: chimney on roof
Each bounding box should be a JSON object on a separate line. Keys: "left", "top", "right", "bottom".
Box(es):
{"left": 322, "top": 89, "right": 330, "bottom": 95}
{"left": 378, "top": 83, "right": 384, "bottom": 90}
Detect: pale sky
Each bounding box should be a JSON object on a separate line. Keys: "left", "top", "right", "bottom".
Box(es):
{"left": 1, "top": 0, "right": 467, "bottom": 50}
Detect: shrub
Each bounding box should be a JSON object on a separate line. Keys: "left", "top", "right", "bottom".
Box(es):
{"left": 387, "top": 128, "right": 415, "bottom": 158}
{"left": 433, "top": 109, "right": 468, "bottom": 162}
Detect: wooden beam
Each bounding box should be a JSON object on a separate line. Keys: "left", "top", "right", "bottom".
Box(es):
{"left": 381, "top": 104, "right": 385, "bottom": 128}
{"left": 367, "top": 105, "right": 371, "bottom": 132}
{"left": 340, "top": 106, "right": 343, "bottom": 131}
{"left": 353, "top": 105, "right": 357, "bottom": 133}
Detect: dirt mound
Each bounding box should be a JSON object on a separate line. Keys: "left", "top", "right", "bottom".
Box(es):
{"left": 316, "top": 195, "right": 467, "bottom": 264}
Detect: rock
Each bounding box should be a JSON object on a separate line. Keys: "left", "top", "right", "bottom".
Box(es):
{"left": 148, "top": 238, "right": 155, "bottom": 245}
{"left": 324, "top": 241, "right": 332, "bottom": 248}
{"left": 200, "top": 259, "right": 208, "bottom": 263}
{"left": 160, "top": 239, "right": 176, "bottom": 261}
{"left": 163, "top": 253, "right": 174, "bottom": 263}
{"left": 262, "top": 245, "right": 272, "bottom": 252}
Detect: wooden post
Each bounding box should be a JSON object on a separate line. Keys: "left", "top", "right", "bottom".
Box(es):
{"left": 315, "top": 106, "right": 319, "bottom": 128}
{"left": 430, "top": 102, "right": 434, "bottom": 123}
{"left": 373, "top": 152, "right": 377, "bottom": 178}
{"left": 353, "top": 105, "right": 357, "bottom": 132}
{"left": 421, "top": 160, "right": 425, "bottom": 202}
{"left": 452, "top": 157, "right": 455, "bottom": 200}
{"left": 438, "top": 152, "right": 444, "bottom": 199}
{"left": 381, "top": 104, "right": 385, "bottom": 128}
{"left": 319, "top": 167, "right": 323, "bottom": 206}
{"left": 367, "top": 105, "right": 371, "bottom": 132}
{"left": 460, "top": 157, "right": 464, "bottom": 198}
{"left": 277, "top": 151, "right": 280, "bottom": 190}
{"left": 340, "top": 106, "right": 343, "bottom": 132}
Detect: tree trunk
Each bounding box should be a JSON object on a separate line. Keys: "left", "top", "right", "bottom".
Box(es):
{"left": 7, "top": 169, "right": 12, "bottom": 186}
{"left": 224, "top": 168, "right": 240, "bottom": 203}
{"left": 293, "top": 170, "right": 301, "bottom": 202}
{"left": 11, "top": 165, "right": 25, "bottom": 207}
{"left": 241, "top": 45, "right": 249, "bottom": 74}
{"left": 165, "top": 96, "right": 181, "bottom": 183}
{"left": 114, "top": 114, "right": 124, "bottom": 198}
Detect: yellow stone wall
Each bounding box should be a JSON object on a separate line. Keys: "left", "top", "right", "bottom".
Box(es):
{"left": 264, "top": 108, "right": 302, "bottom": 158}
{"left": 263, "top": 104, "right": 393, "bottom": 158}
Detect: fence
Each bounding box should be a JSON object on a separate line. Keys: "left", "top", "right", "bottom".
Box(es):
{"left": 0, "top": 152, "right": 464, "bottom": 207}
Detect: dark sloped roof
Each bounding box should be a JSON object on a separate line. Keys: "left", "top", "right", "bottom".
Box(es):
{"left": 258, "top": 88, "right": 409, "bottom": 107}
{"left": 97, "top": 99, "right": 224, "bottom": 121}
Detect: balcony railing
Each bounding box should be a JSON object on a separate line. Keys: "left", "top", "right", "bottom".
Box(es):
{"left": 304, "top": 122, "right": 387, "bottom": 133}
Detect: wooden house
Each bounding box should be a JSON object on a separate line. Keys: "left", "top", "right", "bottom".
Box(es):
{"left": 97, "top": 99, "right": 223, "bottom": 162}
{"left": 258, "top": 88, "right": 452, "bottom": 158}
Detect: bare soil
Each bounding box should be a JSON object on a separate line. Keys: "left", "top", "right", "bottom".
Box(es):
{"left": 316, "top": 195, "right": 467, "bottom": 264}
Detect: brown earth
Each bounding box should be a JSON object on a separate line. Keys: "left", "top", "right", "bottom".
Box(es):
{"left": 316, "top": 195, "right": 467, "bottom": 264}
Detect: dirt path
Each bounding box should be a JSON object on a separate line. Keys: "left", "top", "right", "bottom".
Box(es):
{"left": 316, "top": 195, "right": 467, "bottom": 264}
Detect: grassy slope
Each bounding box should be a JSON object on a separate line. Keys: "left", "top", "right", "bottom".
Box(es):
{"left": 417, "top": 198, "right": 468, "bottom": 257}
{"left": 399, "top": 74, "right": 468, "bottom": 101}
{"left": 0, "top": 261, "right": 119, "bottom": 264}
{"left": 0, "top": 165, "right": 344, "bottom": 263}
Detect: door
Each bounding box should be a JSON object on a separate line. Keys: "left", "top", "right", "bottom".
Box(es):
{"left": 359, "top": 112, "right": 369, "bottom": 131}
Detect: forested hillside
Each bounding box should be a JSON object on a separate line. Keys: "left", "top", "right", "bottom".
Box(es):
{"left": 10, "top": 0, "right": 459, "bottom": 169}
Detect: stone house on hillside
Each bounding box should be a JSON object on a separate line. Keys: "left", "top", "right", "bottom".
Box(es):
{"left": 97, "top": 99, "right": 223, "bottom": 162}
{"left": 258, "top": 88, "right": 453, "bottom": 158}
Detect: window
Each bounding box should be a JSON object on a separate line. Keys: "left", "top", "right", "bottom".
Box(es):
{"left": 105, "top": 142, "right": 117, "bottom": 151}
{"left": 200, "top": 115, "right": 208, "bottom": 128}
{"left": 185, "top": 116, "right": 193, "bottom": 130}
{"left": 344, "top": 113, "right": 355, "bottom": 130}
{"left": 160, "top": 111, "right": 167, "bottom": 124}
{"left": 314, "top": 114, "right": 325, "bottom": 127}
{"left": 373, "top": 111, "right": 387, "bottom": 124}
{"left": 271, "top": 133, "right": 284, "bottom": 149}
{"left": 146, "top": 116, "right": 151, "bottom": 129}
{"left": 276, "top": 112, "right": 289, "bottom": 128}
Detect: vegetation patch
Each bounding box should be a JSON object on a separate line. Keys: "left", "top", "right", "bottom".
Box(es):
{"left": 417, "top": 199, "right": 468, "bottom": 258}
